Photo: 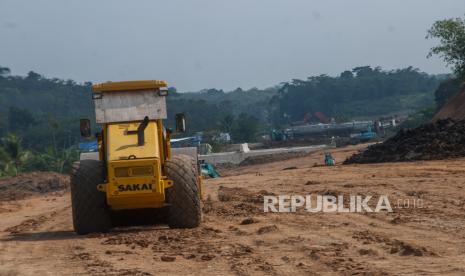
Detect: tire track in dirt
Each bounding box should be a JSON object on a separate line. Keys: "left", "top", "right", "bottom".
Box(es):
{"left": 4, "top": 208, "right": 63, "bottom": 234}
{"left": 0, "top": 197, "right": 89, "bottom": 275}
{"left": 1, "top": 200, "right": 150, "bottom": 276}
{"left": 71, "top": 248, "right": 152, "bottom": 276}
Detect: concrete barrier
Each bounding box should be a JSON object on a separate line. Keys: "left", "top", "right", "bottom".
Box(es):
{"left": 199, "top": 144, "right": 329, "bottom": 165}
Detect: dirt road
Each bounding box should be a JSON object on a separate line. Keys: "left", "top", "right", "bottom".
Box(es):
{"left": 1, "top": 144, "right": 465, "bottom": 275}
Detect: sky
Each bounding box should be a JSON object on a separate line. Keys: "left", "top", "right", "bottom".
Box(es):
{"left": 1, "top": 0, "right": 464, "bottom": 91}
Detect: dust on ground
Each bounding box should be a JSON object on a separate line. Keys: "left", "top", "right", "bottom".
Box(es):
{"left": 1, "top": 144, "right": 465, "bottom": 275}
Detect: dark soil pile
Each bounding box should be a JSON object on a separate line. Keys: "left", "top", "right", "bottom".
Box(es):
{"left": 433, "top": 85, "right": 465, "bottom": 122}
{"left": 0, "top": 172, "right": 69, "bottom": 201}
{"left": 344, "top": 119, "right": 465, "bottom": 164}
{"left": 239, "top": 151, "right": 311, "bottom": 166}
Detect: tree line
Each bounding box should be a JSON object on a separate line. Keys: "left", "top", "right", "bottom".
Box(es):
{"left": 0, "top": 65, "right": 441, "bottom": 176}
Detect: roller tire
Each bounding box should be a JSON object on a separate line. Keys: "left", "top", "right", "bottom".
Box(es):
{"left": 70, "top": 160, "right": 111, "bottom": 234}
{"left": 165, "top": 155, "right": 201, "bottom": 228}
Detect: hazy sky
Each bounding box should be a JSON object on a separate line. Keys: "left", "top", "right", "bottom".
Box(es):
{"left": 1, "top": 1, "right": 464, "bottom": 91}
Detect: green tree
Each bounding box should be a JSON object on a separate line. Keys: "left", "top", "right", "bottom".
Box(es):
{"left": 0, "top": 147, "right": 11, "bottom": 176}
{"left": 1, "top": 133, "right": 31, "bottom": 176}
{"left": 219, "top": 114, "right": 235, "bottom": 133}
{"left": 231, "top": 113, "right": 259, "bottom": 143}
{"left": 26, "top": 71, "right": 41, "bottom": 81}
{"left": 0, "top": 66, "right": 10, "bottom": 78}
{"left": 23, "top": 150, "right": 55, "bottom": 172}
{"left": 56, "top": 148, "right": 79, "bottom": 173}
{"left": 8, "top": 106, "right": 35, "bottom": 132}
{"left": 48, "top": 117, "right": 60, "bottom": 154}
{"left": 427, "top": 16, "right": 465, "bottom": 79}
{"left": 270, "top": 66, "right": 438, "bottom": 123}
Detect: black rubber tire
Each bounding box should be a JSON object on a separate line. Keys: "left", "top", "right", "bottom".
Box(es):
{"left": 70, "top": 159, "right": 111, "bottom": 235}
{"left": 165, "top": 155, "right": 201, "bottom": 228}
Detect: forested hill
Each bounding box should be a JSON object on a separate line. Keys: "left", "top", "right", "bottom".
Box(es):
{"left": 0, "top": 65, "right": 442, "bottom": 151}
{"left": 269, "top": 66, "right": 440, "bottom": 125}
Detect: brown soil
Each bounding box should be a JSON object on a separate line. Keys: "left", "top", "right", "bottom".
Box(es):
{"left": 1, "top": 144, "right": 465, "bottom": 275}
{"left": 239, "top": 151, "right": 314, "bottom": 166}
{"left": 0, "top": 172, "right": 69, "bottom": 202}
{"left": 433, "top": 84, "right": 465, "bottom": 122}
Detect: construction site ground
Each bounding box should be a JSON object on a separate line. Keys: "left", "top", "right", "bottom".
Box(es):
{"left": 1, "top": 144, "right": 465, "bottom": 275}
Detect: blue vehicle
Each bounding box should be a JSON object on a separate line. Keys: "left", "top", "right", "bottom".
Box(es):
{"left": 351, "top": 126, "right": 377, "bottom": 142}
{"left": 78, "top": 140, "right": 98, "bottom": 152}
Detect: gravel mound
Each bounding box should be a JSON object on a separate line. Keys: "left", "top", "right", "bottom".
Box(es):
{"left": 344, "top": 119, "right": 465, "bottom": 164}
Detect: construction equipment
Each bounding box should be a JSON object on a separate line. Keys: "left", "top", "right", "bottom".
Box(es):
{"left": 71, "top": 80, "right": 201, "bottom": 234}
{"left": 200, "top": 162, "right": 220, "bottom": 178}
{"left": 324, "top": 152, "right": 335, "bottom": 166}
{"left": 350, "top": 125, "right": 377, "bottom": 143}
